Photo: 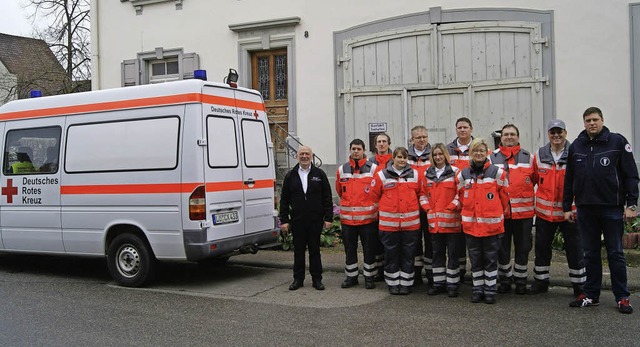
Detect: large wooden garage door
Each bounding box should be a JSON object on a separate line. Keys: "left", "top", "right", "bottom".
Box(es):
{"left": 341, "top": 21, "right": 546, "bottom": 152}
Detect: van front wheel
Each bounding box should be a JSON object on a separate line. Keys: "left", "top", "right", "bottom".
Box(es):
{"left": 107, "top": 233, "right": 156, "bottom": 287}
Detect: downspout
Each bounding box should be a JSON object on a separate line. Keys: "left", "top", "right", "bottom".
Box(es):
{"left": 90, "top": 0, "right": 100, "bottom": 90}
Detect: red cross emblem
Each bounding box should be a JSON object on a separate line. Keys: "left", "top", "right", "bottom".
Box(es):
{"left": 253, "top": 110, "right": 259, "bottom": 119}
{"left": 2, "top": 179, "right": 18, "bottom": 204}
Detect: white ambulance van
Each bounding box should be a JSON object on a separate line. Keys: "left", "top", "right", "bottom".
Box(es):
{"left": 0, "top": 76, "right": 279, "bottom": 287}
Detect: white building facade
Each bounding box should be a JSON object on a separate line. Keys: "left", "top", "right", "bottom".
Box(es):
{"left": 0, "top": 61, "right": 17, "bottom": 105}
{"left": 92, "top": 0, "right": 640, "bottom": 167}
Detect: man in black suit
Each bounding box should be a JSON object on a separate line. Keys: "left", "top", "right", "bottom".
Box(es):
{"left": 279, "top": 145, "right": 333, "bottom": 290}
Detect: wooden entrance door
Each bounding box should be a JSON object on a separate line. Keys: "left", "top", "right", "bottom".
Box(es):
{"left": 251, "top": 48, "right": 288, "bottom": 161}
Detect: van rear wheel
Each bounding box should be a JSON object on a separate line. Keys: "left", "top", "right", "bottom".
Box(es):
{"left": 107, "top": 233, "right": 156, "bottom": 287}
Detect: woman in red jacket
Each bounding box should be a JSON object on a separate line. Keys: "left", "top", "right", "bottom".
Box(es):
{"left": 371, "top": 147, "right": 422, "bottom": 295}
{"left": 457, "top": 138, "right": 509, "bottom": 304}
{"left": 420, "top": 143, "right": 462, "bottom": 297}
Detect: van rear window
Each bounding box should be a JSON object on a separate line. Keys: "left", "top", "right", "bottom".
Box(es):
{"left": 65, "top": 117, "right": 180, "bottom": 173}
{"left": 207, "top": 116, "right": 238, "bottom": 168}
{"left": 241, "top": 119, "right": 269, "bottom": 167}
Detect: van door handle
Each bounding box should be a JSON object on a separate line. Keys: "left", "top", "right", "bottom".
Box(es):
{"left": 243, "top": 179, "right": 255, "bottom": 185}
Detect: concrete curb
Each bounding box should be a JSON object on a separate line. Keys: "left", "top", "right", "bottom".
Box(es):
{"left": 231, "top": 248, "right": 640, "bottom": 291}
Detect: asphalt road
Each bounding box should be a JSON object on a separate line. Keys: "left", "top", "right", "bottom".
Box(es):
{"left": 0, "top": 253, "right": 638, "bottom": 346}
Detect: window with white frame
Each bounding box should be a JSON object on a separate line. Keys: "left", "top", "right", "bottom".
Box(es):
{"left": 121, "top": 47, "right": 199, "bottom": 86}
{"left": 149, "top": 58, "right": 180, "bottom": 83}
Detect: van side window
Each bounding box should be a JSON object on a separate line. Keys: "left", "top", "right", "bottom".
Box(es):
{"left": 66, "top": 117, "right": 180, "bottom": 173}
{"left": 3, "top": 126, "right": 61, "bottom": 175}
{"left": 207, "top": 116, "right": 238, "bottom": 168}
{"left": 241, "top": 119, "right": 269, "bottom": 167}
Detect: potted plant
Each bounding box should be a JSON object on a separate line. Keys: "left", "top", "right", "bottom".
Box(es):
{"left": 623, "top": 214, "right": 640, "bottom": 249}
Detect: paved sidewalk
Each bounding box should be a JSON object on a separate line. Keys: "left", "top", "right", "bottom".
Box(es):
{"left": 231, "top": 248, "right": 640, "bottom": 291}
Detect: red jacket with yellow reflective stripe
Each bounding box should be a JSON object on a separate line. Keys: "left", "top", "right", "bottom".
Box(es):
{"left": 489, "top": 145, "right": 535, "bottom": 220}
{"left": 371, "top": 163, "right": 422, "bottom": 232}
{"left": 533, "top": 142, "right": 576, "bottom": 222}
{"left": 458, "top": 160, "right": 509, "bottom": 237}
{"left": 335, "top": 158, "right": 378, "bottom": 226}
{"left": 420, "top": 164, "right": 461, "bottom": 233}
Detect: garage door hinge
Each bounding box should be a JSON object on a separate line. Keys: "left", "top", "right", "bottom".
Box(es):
{"left": 532, "top": 37, "right": 548, "bottom": 53}
{"left": 338, "top": 89, "right": 351, "bottom": 102}
{"left": 534, "top": 75, "right": 549, "bottom": 92}
{"left": 337, "top": 55, "right": 351, "bottom": 66}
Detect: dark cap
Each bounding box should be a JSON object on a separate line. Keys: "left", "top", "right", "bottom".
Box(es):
{"left": 547, "top": 119, "right": 566, "bottom": 132}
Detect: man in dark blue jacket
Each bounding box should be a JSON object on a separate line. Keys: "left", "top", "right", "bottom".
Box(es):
{"left": 279, "top": 146, "right": 333, "bottom": 291}
{"left": 563, "top": 106, "right": 639, "bottom": 314}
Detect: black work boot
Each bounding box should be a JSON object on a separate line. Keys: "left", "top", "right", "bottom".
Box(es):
{"left": 528, "top": 281, "right": 549, "bottom": 294}
{"left": 364, "top": 277, "right": 375, "bottom": 289}
{"left": 497, "top": 283, "right": 512, "bottom": 294}
{"left": 341, "top": 276, "right": 359, "bottom": 288}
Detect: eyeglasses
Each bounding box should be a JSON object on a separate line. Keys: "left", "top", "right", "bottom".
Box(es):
{"left": 549, "top": 129, "right": 564, "bottom": 135}
{"left": 413, "top": 136, "right": 428, "bottom": 140}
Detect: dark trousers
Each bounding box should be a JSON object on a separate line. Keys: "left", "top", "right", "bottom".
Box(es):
{"left": 342, "top": 223, "right": 377, "bottom": 278}
{"left": 534, "top": 218, "right": 585, "bottom": 285}
{"left": 498, "top": 218, "right": 533, "bottom": 285}
{"left": 456, "top": 232, "right": 467, "bottom": 276}
{"left": 292, "top": 219, "right": 323, "bottom": 281}
{"left": 431, "top": 232, "right": 462, "bottom": 289}
{"left": 415, "top": 210, "right": 433, "bottom": 280}
{"left": 373, "top": 222, "right": 384, "bottom": 276}
{"left": 577, "top": 206, "right": 629, "bottom": 302}
{"left": 466, "top": 234, "right": 500, "bottom": 295}
{"left": 379, "top": 229, "right": 420, "bottom": 287}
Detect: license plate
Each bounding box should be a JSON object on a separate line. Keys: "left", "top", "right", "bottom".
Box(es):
{"left": 213, "top": 211, "right": 239, "bottom": 225}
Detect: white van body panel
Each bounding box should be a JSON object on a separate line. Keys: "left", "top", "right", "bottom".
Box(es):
{"left": 0, "top": 80, "right": 279, "bottom": 267}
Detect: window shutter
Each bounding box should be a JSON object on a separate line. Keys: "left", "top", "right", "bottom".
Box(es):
{"left": 181, "top": 53, "right": 200, "bottom": 79}
{"left": 121, "top": 59, "right": 140, "bottom": 86}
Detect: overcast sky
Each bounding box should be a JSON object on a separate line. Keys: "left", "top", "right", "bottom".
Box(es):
{"left": 0, "top": 0, "right": 46, "bottom": 37}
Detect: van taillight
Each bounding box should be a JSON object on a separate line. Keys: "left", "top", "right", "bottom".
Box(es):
{"left": 189, "top": 185, "right": 206, "bottom": 220}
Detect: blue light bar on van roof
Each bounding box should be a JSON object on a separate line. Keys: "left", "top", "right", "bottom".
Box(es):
{"left": 30, "top": 90, "right": 42, "bottom": 98}
{"left": 194, "top": 70, "right": 207, "bottom": 81}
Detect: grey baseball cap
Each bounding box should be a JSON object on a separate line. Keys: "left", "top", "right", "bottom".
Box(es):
{"left": 547, "top": 119, "right": 566, "bottom": 132}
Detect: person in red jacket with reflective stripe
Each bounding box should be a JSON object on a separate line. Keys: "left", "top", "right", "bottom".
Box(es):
{"left": 489, "top": 124, "right": 535, "bottom": 295}
{"left": 458, "top": 138, "right": 509, "bottom": 304}
{"left": 336, "top": 139, "right": 379, "bottom": 290}
{"left": 408, "top": 125, "right": 432, "bottom": 287}
{"left": 530, "top": 119, "right": 585, "bottom": 295}
{"left": 370, "top": 147, "right": 422, "bottom": 295}
{"left": 446, "top": 117, "right": 475, "bottom": 280}
{"left": 368, "top": 133, "right": 392, "bottom": 280}
{"left": 420, "top": 143, "right": 462, "bottom": 297}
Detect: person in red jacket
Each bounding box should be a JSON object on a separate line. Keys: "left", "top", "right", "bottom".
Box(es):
{"left": 420, "top": 143, "right": 462, "bottom": 297}
{"left": 336, "top": 139, "right": 379, "bottom": 290}
{"left": 446, "top": 117, "right": 475, "bottom": 281}
{"left": 368, "top": 133, "right": 392, "bottom": 281}
{"left": 530, "top": 119, "right": 585, "bottom": 295}
{"left": 371, "top": 147, "right": 422, "bottom": 295}
{"left": 489, "top": 124, "right": 535, "bottom": 295}
{"left": 408, "top": 125, "right": 432, "bottom": 287}
{"left": 368, "top": 133, "right": 392, "bottom": 171}
{"left": 458, "top": 138, "right": 509, "bottom": 304}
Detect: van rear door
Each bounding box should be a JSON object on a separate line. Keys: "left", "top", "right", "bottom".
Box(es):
{"left": 203, "top": 86, "right": 245, "bottom": 240}
{"left": 235, "top": 90, "right": 275, "bottom": 235}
